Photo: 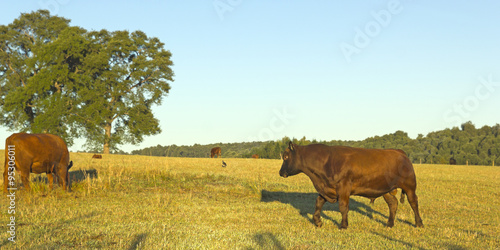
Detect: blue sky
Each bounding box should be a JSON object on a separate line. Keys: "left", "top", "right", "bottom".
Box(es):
{"left": 1, "top": 1, "right": 500, "bottom": 152}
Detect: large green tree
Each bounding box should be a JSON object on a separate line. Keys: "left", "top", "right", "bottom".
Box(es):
{"left": 0, "top": 10, "right": 174, "bottom": 153}
{"left": 75, "top": 29, "right": 174, "bottom": 153}
{"left": 0, "top": 10, "right": 77, "bottom": 143}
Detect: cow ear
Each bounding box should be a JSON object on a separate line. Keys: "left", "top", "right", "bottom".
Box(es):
{"left": 288, "top": 141, "right": 295, "bottom": 152}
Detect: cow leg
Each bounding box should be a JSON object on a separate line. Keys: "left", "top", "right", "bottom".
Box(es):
{"left": 3, "top": 166, "right": 9, "bottom": 193}
{"left": 47, "top": 173, "right": 54, "bottom": 189}
{"left": 338, "top": 194, "right": 350, "bottom": 229}
{"left": 404, "top": 189, "right": 424, "bottom": 228}
{"left": 61, "top": 174, "right": 68, "bottom": 191}
{"left": 382, "top": 192, "right": 398, "bottom": 227}
{"left": 55, "top": 165, "right": 69, "bottom": 191}
{"left": 313, "top": 195, "right": 327, "bottom": 227}
{"left": 21, "top": 171, "right": 31, "bottom": 192}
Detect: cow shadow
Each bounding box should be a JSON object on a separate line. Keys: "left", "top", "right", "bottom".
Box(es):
{"left": 69, "top": 169, "right": 98, "bottom": 183}
{"left": 261, "top": 190, "right": 411, "bottom": 227}
{"left": 246, "top": 232, "right": 285, "bottom": 250}
{"left": 32, "top": 169, "right": 98, "bottom": 185}
{"left": 128, "top": 233, "right": 148, "bottom": 250}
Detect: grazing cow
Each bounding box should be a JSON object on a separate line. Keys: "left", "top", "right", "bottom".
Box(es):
{"left": 210, "top": 147, "right": 221, "bottom": 158}
{"left": 449, "top": 158, "right": 456, "bottom": 165}
{"left": 3, "top": 133, "right": 73, "bottom": 192}
{"left": 279, "top": 142, "right": 423, "bottom": 229}
{"left": 92, "top": 154, "right": 102, "bottom": 159}
{"left": 252, "top": 154, "right": 259, "bottom": 159}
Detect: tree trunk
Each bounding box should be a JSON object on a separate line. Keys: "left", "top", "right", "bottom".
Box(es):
{"left": 103, "top": 122, "right": 112, "bottom": 154}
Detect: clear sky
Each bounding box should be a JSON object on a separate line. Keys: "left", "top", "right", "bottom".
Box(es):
{"left": 1, "top": 1, "right": 500, "bottom": 152}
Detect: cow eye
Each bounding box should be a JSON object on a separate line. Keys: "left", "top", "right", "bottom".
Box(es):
{"left": 283, "top": 155, "right": 288, "bottom": 160}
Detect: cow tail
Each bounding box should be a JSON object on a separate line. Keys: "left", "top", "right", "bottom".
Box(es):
{"left": 400, "top": 189, "right": 406, "bottom": 203}
{"left": 68, "top": 161, "right": 73, "bottom": 170}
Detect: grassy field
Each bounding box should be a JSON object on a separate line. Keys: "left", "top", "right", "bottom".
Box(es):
{"left": 1, "top": 151, "right": 499, "bottom": 249}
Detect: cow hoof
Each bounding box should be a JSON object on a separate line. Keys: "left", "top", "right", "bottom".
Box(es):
{"left": 386, "top": 222, "right": 394, "bottom": 228}
{"left": 314, "top": 221, "right": 323, "bottom": 228}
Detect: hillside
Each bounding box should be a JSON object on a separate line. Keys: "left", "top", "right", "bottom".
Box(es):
{"left": 132, "top": 122, "right": 500, "bottom": 166}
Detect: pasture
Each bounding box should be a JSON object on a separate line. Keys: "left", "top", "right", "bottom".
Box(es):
{"left": 1, "top": 151, "right": 499, "bottom": 249}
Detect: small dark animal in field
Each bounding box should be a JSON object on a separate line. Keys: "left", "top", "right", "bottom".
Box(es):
{"left": 279, "top": 142, "right": 423, "bottom": 229}
{"left": 92, "top": 154, "right": 102, "bottom": 159}
{"left": 211, "top": 147, "right": 221, "bottom": 158}
{"left": 222, "top": 161, "right": 227, "bottom": 167}
{"left": 3, "top": 133, "right": 73, "bottom": 192}
{"left": 449, "top": 158, "right": 456, "bottom": 165}
{"left": 252, "top": 154, "right": 259, "bottom": 159}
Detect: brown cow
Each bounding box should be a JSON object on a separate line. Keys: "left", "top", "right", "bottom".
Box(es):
{"left": 279, "top": 142, "right": 423, "bottom": 229}
{"left": 92, "top": 154, "right": 102, "bottom": 159}
{"left": 3, "top": 133, "right": 73, "bottom": 192}
{"left": 210, "top": 147, "right": 221, "bottom": 158}
{"left": 251, "top": 154, "right": 259, "bottom": 159}
{"left": 449, "top": 158, "right": 456, "bottom": 165}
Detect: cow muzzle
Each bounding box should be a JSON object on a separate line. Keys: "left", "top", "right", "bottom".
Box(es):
{"left": 279, "top": 169, "right": 288, "bottom": 178}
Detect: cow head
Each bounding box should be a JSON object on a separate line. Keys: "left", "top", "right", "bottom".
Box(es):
{"left": 279, "top": 142, "right": 301, "bottom": 178}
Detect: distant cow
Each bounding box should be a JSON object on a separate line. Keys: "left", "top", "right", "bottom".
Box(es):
{"left": 210, "top": 147, "right": 221, "bottom": 158}
{"left": 92, "top": 154, "right": 102, "bottom": 159}
{"left": 449, "top": 158, "right": 456, "bottom": 165}
{"left": 279, "top": 142, "right": 423, "bottom": 229}
{"left": 3, "top": 133, "right": 73, "bottom": 192}
{"left": 252, "top": 154, "right": 259, "bottom": 159}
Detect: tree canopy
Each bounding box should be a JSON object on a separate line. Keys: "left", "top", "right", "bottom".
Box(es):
{"left": 0, "top": 10, "right": 174, "bottom": 153}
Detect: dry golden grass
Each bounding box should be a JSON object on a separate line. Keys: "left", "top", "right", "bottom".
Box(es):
{"left": 1, "top": 151, "right": 499, "bottom": 249}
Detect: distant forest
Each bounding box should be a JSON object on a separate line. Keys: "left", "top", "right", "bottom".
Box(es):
{"left": 131, "top": 122, "right": 500, "bottom": 166}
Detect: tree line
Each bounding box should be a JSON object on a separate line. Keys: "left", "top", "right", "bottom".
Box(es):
{"left": 0, "top": 10, "right": 174, "bottom": 154}
{"left": 132, "top": 122, "right": 500, "bottom": 166}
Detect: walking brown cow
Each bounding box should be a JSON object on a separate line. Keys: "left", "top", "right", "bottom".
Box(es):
{"left": 251, "top": 154, "right": 259, "bottom": 159}
{"left": 279, "top": 142, "right": 423, "bottom": 229}
{"left": 3, "top": 133, "right": 73, "bottom": 192}
{"left": 210, "top": 147, "right": 221, "bottom": 158}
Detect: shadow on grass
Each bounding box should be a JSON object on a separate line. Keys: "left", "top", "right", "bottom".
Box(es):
{"left": 370, "top": 231, "right": 426, "bottom": 249}
{"left": 31, "top": 169, "right": 98, "bottom": 185}
{"left": 13, "top": 211, "right": 99, "bottom": 248}
{"left": 261, "top": 190, "right": 415, "bottom": 228}
{"left": 70, "top": 169, "right": 98, "bottom": 183}
{"left": 0, "top": 239, "right": 12, "bottom": 248}
{"left": 247, "top": 232, "right": 284, "bottom": 250}
{"left": 128, "top": 233, "right": 148, "bottom": 250}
